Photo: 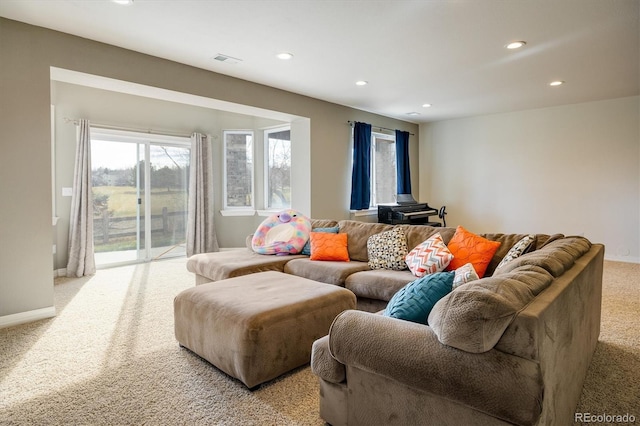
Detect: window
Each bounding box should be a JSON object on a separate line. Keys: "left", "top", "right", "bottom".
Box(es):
{"left": 223, "top": 130, "right": 254, "bottom": 210}
{"left": 371, "top": 132, "right": 397, "bottom": 206}
{"left": 264, "top": 127, "right": 291, "bottom": 210}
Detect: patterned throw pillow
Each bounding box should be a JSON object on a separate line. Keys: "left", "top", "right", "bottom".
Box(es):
{"left": 453, "top": 262, "right": 480, "bottom": 289}
{"left": 309, "top": 232, "right": 350, "bottom": 261}
{"left": 445, "top": 226, "right": 501, "bottom": 278}
{"left": 496, "top": 234, "right": 536, "bottom": 270}
{"left": 405, "top": 233, "right": 454, "bottom": 277}
{"left": 367, "top": 227, "right": 409, "bottom": 270}
{"left": 301, "top": 226, "right": 339, "bottom": 255}
{"left": 383, "top": 271, "right": 454, "bottom": 324}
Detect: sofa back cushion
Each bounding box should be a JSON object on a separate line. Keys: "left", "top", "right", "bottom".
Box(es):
{"left": 311, "top": 219, "right": 340, "bottom": 229}
{"left": 338, "top": 220, "right": 457, "bottom": 262}
{"left": 428, "top": 237, "right": 592, "bottom": 353}
{"left": 493, "top": 236, "right": 591, "bottom": 278}
{"left": 481, "top": 233, "right": 564, "bottom": 276}
{"left": 338, "top": 220, "right": 395, "bottom": 262}
{"left": 401, "top": 225, "right": 456, "bottom": 253}
{"left": 428, "top": 267, "right": 554, "bottom": 353}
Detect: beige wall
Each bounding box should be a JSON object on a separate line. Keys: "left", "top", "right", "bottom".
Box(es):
{"left": 0, "top": 18, "right": 418, "bottom": 320}
{"left": 419, "top": 96, "right": 640, "bottom": 263}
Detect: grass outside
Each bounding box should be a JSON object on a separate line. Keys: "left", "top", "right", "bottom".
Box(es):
{"left": 93, "top": 186, "right": 187, "bottom": 217}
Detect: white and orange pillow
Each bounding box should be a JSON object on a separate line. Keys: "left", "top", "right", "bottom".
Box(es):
{"left": 405, "top": 233, "right": 453, "bottom": 277}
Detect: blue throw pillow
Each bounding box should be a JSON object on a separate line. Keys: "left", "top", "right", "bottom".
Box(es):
{"left": 383, "top": 271, "right": 454, "bottom": 324}
{"left": 301, "top": 226, "right": 340, "bottom": 255}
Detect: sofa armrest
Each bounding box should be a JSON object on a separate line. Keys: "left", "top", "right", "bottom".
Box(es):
{"left": 311, "top": 335, "right": 345, "bottom": 384}
{"left": 329, "top": 310, "right": 462, "bottom": 391}
{"left": 328, "top": 310, "right": 543, "bottom": 425}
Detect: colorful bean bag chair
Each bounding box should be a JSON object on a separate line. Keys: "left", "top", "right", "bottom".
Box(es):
{"left": 251, "top": 209, "right": 311, "bottom": 255}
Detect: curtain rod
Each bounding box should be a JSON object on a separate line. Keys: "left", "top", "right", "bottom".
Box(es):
{"left": 63, "top": 117, "right": 192, "bottom": 139}
{"left": 347, "top": 121, "right": 415, "bottom": 136}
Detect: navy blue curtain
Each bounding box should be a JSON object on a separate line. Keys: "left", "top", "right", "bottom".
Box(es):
{"left": 350, "top": 122, "right": 372, "bottom": 210}
{"left": 395, "top": 130, "right": 411, "bottom": 194}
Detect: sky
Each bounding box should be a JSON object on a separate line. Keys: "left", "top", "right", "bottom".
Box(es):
{"left": 91, "top": 140, "right": 189, "bottom": 170}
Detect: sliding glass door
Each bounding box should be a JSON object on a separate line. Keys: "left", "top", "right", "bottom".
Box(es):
{"left": 91, "top": 129, "right": 190, "bottom": 267}
{"left": 148, "top": 144, "right": 189, "bottom": 260}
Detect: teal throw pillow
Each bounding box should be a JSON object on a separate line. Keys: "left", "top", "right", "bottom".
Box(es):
{"left": 301, "top": 226, "right": 339, "bottom": 255}
{"left": 383, "top": 271, "right": 454, "bottom": 325}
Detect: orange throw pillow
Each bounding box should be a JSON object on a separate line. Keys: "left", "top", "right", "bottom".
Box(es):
{"left": 446, "top": 226, "right": 501, "bottom": 278}
{"left": 309, "top": 232, "right": 350, "bottom": 262}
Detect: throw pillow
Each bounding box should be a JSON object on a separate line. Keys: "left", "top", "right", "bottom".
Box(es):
{"left": 405, "top": 233, "right": 453, "bottom": 277}
{"left": 495, "top": 234, "right": 536, "bottom": 270}
{"left": 453, "top": 262, "right": 480, "bottom": 289}
{"left": 251, "top": 209, "right": 311, "bottom": 255}
{"left": 301, "top": 226, "right": 340, "bottom": 255}
{"left": 367, "top": 227, "right": 409, "bottom": 270}
{"left": 383, "top": 271, "right": 454, "bottom": 324}
{"left": 310, "top": 232, "right": 350, "bottom": 262}
{"left": 445, "top": 226, "right": 501, "bottom": 278}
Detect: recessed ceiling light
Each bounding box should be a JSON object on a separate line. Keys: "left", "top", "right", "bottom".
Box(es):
{"left": 422, "top": 103, "right": 432, "bottom": 108}
{"left": 406, "top": 112, "right": 421, "bottom": 116}
{"left": 112, "top": 0, "right": 133, "bottom": 4}
{"left": 276, "top": 52, "right": 294, "bottom": 60}
{"left": 355, "top": 80, "right": 368, "bottom": 86}
{"left": 506, "top": 41, "right": 526, "bottom": 49}
{"left": 549, "top": 80, "right": 565, "bottom": 86}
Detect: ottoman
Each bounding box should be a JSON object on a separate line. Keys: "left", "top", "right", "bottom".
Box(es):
{"left": 174, "top": 271, "right": 356, "bottom": 388}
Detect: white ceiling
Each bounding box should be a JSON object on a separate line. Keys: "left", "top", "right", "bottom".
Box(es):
{"left": 1, "top": 0, "right": 638, "bottom": 123}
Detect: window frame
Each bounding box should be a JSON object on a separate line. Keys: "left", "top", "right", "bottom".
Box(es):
{"left": 222, "top": 130, "right": 255, "bottom": 213}
{"left": 263, "top": 125, "right": 292, "bottom": 212}
{"left": 370, "top": 130, "right": 397, "bottom": 208}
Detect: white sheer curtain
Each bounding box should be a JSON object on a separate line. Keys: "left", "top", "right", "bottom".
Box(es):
{"left": 186, "top": 132, "right": 219, "bottom": 256}
{"left": 66, "top": 119, "right": 96, "bottom": 277}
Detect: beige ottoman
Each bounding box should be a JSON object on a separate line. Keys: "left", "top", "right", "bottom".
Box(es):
{"left": 174, "top": 271, "right": 356, "bottom": 388}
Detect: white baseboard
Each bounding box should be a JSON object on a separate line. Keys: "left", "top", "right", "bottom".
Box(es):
{"left": 604, "top": 255, "right": 640, "bottom": 264}
{"left": 54, "top": 268, "right": 67, "bottom": 278}
{"left": 0, "top": 306, "right": 56, "bottom": 329}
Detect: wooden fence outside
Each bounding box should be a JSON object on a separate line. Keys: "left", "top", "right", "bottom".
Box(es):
{"left": 93, "top": 208, "right": 186, "bottom": 244}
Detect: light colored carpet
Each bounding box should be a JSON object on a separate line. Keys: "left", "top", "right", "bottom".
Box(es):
{"left": 574, "top": 261, "right": 640, "bottom": 422}
{"left": 0, "top": 259, "right": 637, "bottom": 425}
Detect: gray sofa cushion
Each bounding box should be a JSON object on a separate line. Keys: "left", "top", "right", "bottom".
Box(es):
{"left": 345, "top": 269, "right": 415, "bottom": 302}
{"left": 401, "top": 224, "right": 456, "bottom": 251}
{"left": 186, "top": 249, "right": 305, "bottom": 282}
{"left": 478, "top": 233, "right": 556, "bottom": 277}
{"left": 428, "top": 237, "right": 591, "bottom": 353}
{"left": 338, "top": 220, "right": 395, "bottom": 262}
{"left": 284, "top": 258, "right": 370, "bottom": 286}
{"left": 428, "top": 267, "right": 554, "bottom": 353}
{"left": 493, "top": 236, "right": 591, "bottom": 278}
{"left": 337, "top": 220, "right": 458, "bottom": 263}
{"left": 311, "top": 219, "right": 340, "bottom": 228}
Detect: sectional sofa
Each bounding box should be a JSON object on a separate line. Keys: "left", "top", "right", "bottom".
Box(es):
{"left": 186, "top": 219, "right": 604, "bottom": 425}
